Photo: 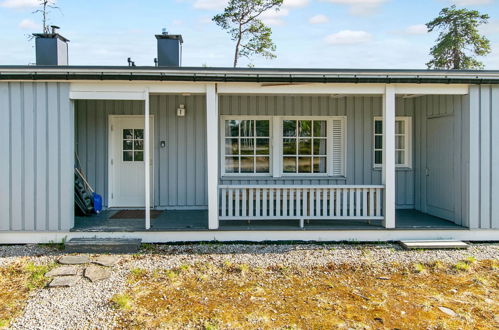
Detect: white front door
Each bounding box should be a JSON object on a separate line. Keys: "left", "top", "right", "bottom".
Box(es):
{"left": 109, "top": 116, "right": 154, "bottom": 207}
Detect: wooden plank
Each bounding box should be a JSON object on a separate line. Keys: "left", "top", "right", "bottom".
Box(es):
{"left": 491, "top": 86, "right": 499, "bottom": 229}
{"left": 349, "top": 189, "right": 354, "bottom": 217}
{"left": 241, "top": 188, "right": 247, "bottom": 217}
{"left": 255, "top": 188, "right": 261, "bottom": 217}
{"left": 362, "top": 188, "right": 368, "bottom": 217}
{"left": 276, "top": 188, "right": 281, "bottom": 217}
{"left": 0, "top": 83, "right": 11, "bottom": 230}
{"left": 289, "top": 189, "right": 294, "bottom": 217}
{"left": 468, "top": 86, "right": 480, "bottom": 229}
{"left": 479, "top": 86, "right": 491, "bottom": 228}
{"left": 228, "top": 189, "right": 233, "bottom": 217}
{"left": 329, "top": 189, "right": 334, "bottom": 217}
{"left": 262, "top": 189, "right": 268, "bottom": 217}
{"left": 376, "top": 188, "right": 382, "bottom": 217}
{"left": 269, "top": 188, "right": 274, "bottom": 217}
{"left": 282, "top": 188, "right": 288, "bottom": 217}
{"left": 249, "top": 188, "right": 254, "bottom": 217}
{"left": 234, "top": 189, "right": 240, "bottom": 217}
{"left": 342, "top": 188, "right": 348, "bottom": 216}
{"left": 369, "top": 188, "right": 374, "bottom": 216}
{"left": 399, "top": 240, "right": 468, "bottom": 250}
{"left": 221, "top": 189, "right": 227, "bottom": 217}
{"left": 356, "top": 189, "right": 361, "bottom": 217}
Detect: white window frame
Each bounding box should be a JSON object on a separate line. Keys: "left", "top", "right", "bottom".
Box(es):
{"left": 220, "top": 115, "right": 347, "bottom": 178}
{"left": 373, "top": 116, "right": 412, "bottom": 169}
{"left": 220, "top": 116, "right": 273, "bottom": 177}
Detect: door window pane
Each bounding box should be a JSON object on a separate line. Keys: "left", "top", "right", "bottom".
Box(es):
{"left": 134, "top": 140, "right": 144, "bottom": 150}
{"left": 123, "top": 151, "right": 133, "bottom": 162}
{"left": 134, "top": 151, "right": 144, "bottom": 162}
{"left": 122, "top": 128, "right": 146, "bottom": 162}
{"left": 134, "top": 129, "right": 144, "bottom": 139}
{"left": 123, "top": 129, "right": 134, "bottom": 139}
{"left": 123, "top": 140, "right": 133, "bottom": 151}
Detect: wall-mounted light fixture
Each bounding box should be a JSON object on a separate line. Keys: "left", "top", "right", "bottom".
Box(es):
{"left": 177, "top": 104, "right": 185, "bottom": 117}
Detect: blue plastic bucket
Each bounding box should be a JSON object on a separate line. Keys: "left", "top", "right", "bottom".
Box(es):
{"left": 92, "top": 192, "right": 103, "bottom": 214}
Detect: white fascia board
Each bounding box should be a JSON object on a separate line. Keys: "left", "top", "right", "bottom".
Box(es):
{"left": 217, "top": 83, "right": 470, "bottom": 95}
{"left": 69, "top": 91, "right": 146, "bottom": 100}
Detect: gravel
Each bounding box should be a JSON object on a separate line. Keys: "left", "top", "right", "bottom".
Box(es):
{"left": 4, "top": 242, "right": 498, "bottom": 329}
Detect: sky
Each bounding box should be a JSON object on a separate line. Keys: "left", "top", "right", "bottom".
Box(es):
{"left": 0, "top": 0, "right": 498, "bottom": 69}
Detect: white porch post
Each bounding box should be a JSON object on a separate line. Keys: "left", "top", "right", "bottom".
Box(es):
{"left": 382, "top": 85, "right": 396, "bottom": 228}
{"left": 144, "top": 89, "right": 151, "bottom": 230}
{"left": 206, "top": 84, "right": 219, "bottom": 230}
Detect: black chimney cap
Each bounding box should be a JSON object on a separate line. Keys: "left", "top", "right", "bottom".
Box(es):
{"left": 155, "top": 34, "right": 183, "bottom": 43}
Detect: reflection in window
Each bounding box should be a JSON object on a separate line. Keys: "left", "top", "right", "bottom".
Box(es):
{"left": 373, "top": 118, "right": 411, "bottom": 167}
{"left": 122, "top": 128, "right": 144, "bottom": 162}
{"left": 224, "top": 119, "right": 270, "bottom": 174}
{"left": 282, "top": 120, "right": 327, "bottom": 174}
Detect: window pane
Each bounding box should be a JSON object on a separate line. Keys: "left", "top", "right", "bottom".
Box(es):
{"left": 255, "top": 120, "right": 269, "bottom": 137}
{"left": 134, "top": 151, "right": 144, "bottom": 162}
{"left": 313, "top": 121, "right": 327, "bottom": 137}
{"left": 225, "top": 157, "right": 239, "bottom": 173}
{"left": 396, "top": 151, "right": 405, "bottom": 165}
{"left": 240, "top": 157, "right": 254, "bottom": 173}
{"left": 375, "top": 135, "right": 383, "bottom": 149}
{"left": 283, "top": 120, "right": 296, "bottom": 137}
{"left": 240, "top": 120, "right": 254, "bottom": 137}
{"left": 313, "top": 139, "right": 327, "bottom": 155}
{"left": 225, "top": 120, "right": 240, "bottom": 137}
{"left": 255, "top": 138, "right": 269, "bottom": 155}
{"left": 123, "top": 151, "right": 133, "bottom": 162}
{"left": 283, "top": 138, "right": 296, "bottom": 155}
{"left": 375, "top": 121, "right": 382, "bottom": 134}
{"left": 298, "top": 139, "right": 312, "bottom": 155}
{"left": 283, "top": 157, "right": 296, "bottom": 173}
{"left": 313, "top": 157, "right": 327, "bottom": 173}
{"left": 240, "top": 138, "right": 254, "bottom": 155}
{"left": 374, "top": 150, "right": 382, "bottom": 164}
{"left": 225, "top": 138, "right": 239, "bottom": 155}
{"left": 298, "top": 120, "right": 312, "bottom": 137}
{"left": 123, "top": 140, "right": 133, "bottom": 151}
{"left": 298, "top": 157, "right": 312, "bottom": 173}
{"left": 255, "top": 157, "right": 270, "bottom": 173}
{"left": 396, "top": 136, "right": 405, "bottom": 149}
{"left": 134, "top": 140, "right": 144, "bottom": 151}
{"left": 134, "top": 129, "right": 144, "bottom": 139}
{"left": 123, "top": 129, "right": 134, "bottom": 140}
{"left": 395, "top": 121, "right": 405, "bottom": 134}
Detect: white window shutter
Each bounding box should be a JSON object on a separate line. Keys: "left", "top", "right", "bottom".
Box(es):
{"left": 331, "top": 118, "right": 345, "bottom": 176}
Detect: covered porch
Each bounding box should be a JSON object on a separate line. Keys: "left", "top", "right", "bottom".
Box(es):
{"left": 71, "top": 81, "right": 470, "bottom": 233}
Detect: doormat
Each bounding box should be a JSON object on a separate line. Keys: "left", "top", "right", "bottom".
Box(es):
{"left": 110, "top": 210, "right": 163, "bottom": 219}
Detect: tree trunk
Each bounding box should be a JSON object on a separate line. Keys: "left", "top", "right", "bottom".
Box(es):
{"left": 233, "top": 24, "right": 242, "bottom": 67}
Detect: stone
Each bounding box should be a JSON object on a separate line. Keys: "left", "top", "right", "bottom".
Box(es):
{"left": 48, "top": 276, "right": 78, "bottom": 288}
{"left": 93, "top": 255, "right": 120, "bottom": 267}
{"left": 438, "top": 306, "right": 458, "bottom": 317}
{"left": 377, "top": 276, "right": 390, "bottom": 280}
{"left": 58, "top": 255, "right": 89, "bottom": 265}
{"left": 46, "top": 266, "right": 78, "bottom": 277}
{"left": 84, "top": 265, "right": 111, "bottom": 282}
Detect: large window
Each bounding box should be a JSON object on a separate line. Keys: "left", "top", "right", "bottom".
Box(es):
{"left": 221, "top": 116, "right": 346, "bottom": 177}
{"left": 373, "top": 117, "right": 412, "bottom": 168}
{"left": 223, "top": 119, "right": 271, "bottom": 174}
{"left": 282, "top": 120, "right": 327, "bottom": 174}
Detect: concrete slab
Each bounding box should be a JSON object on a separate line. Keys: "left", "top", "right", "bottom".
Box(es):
{"left": 399, "top": 240, "right": 469, "bottom": 250}
{"left": 65, "top": 238, "right": 142, "bottom": 254}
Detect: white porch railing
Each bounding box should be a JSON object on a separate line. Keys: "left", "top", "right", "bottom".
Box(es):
{"left": 219, "top": 185, "right": 384, "bottom": 226}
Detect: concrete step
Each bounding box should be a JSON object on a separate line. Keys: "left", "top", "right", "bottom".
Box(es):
{"left": 65, "top": 238, "right": 142, "bottom": 254}
{"left": 399, "top": 240, "right": 469, "bottom": 250}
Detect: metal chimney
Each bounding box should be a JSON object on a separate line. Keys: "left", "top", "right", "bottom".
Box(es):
{"left": 33, "top": 26, "right": 69, "bottom": 66}
{"left": 155, "top": 30, "right": 183, "bottom": 67}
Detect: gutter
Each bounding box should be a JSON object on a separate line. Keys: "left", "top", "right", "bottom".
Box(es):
{"left": 1, "top": 67, "right": 499, "bottom": 84}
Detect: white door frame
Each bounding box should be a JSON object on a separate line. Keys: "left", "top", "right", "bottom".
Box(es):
{"left": 108, "top": 115, "right": 154, "bottom": 208}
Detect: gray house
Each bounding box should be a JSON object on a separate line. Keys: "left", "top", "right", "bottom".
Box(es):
{"left": 1, "top": 32, "right": 498, "bottom": 243}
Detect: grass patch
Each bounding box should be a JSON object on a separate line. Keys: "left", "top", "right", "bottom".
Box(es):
{"left": 112, "top": 259, "right": 499, "bottom": 329}
{"left": 0, "top": 260, "right": 54, "bottom": 328}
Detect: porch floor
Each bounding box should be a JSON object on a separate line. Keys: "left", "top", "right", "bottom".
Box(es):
{"left": 72, "top": 209, "right": 465, "bottom": 232}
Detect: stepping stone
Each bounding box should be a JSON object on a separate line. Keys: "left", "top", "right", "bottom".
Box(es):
{"left": 438, "top": 306, "right": 458, "bottom": 317}
{"left": 48, "top": 276, "right": 79, "bottom": 288}
{"left": 399, "top": 240, "right": 468, "bottom": 250}
{"left": 93, "top": 255, "right": 120, "bottom": 267}
{"left": 84, "top": 265, "right": 111, "bottom": 282}
{"left": 58, "top": 255, "right": 90, "bottom": 265}
{"left": 46, "top": 266, "right": 78, "bottom": 277}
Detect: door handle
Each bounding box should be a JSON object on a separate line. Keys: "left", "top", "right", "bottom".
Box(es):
{"left": 425, "top": 168, "right": 430, "bottom": 176}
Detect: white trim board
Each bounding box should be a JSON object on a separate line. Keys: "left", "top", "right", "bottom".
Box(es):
{"left": 0, "top": 229, "right": 497, "bottom": 244}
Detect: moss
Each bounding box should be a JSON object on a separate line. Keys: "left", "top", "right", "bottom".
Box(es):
{"left": 454, "top": 261, "right": 470, "bottom": 271}
{"left": 110, "top": 294, "right": 132, "bottom": 311}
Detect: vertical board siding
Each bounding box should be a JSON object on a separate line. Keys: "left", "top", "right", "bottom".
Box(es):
{"left": 219, "top": 94, "right": 415, "bottom": 208}
{"left": 0, "top": 82, "right": 73, "bottom": 232}
{"left": 469, "top": 85, "right": 499, "bottom": 229}
{"left": 75, "top": 95, "right": 207, "bottom": 209}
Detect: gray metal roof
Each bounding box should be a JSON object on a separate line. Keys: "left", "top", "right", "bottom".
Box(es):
{"left": 1, "top": 66, "right": 499, "bottom": 84}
